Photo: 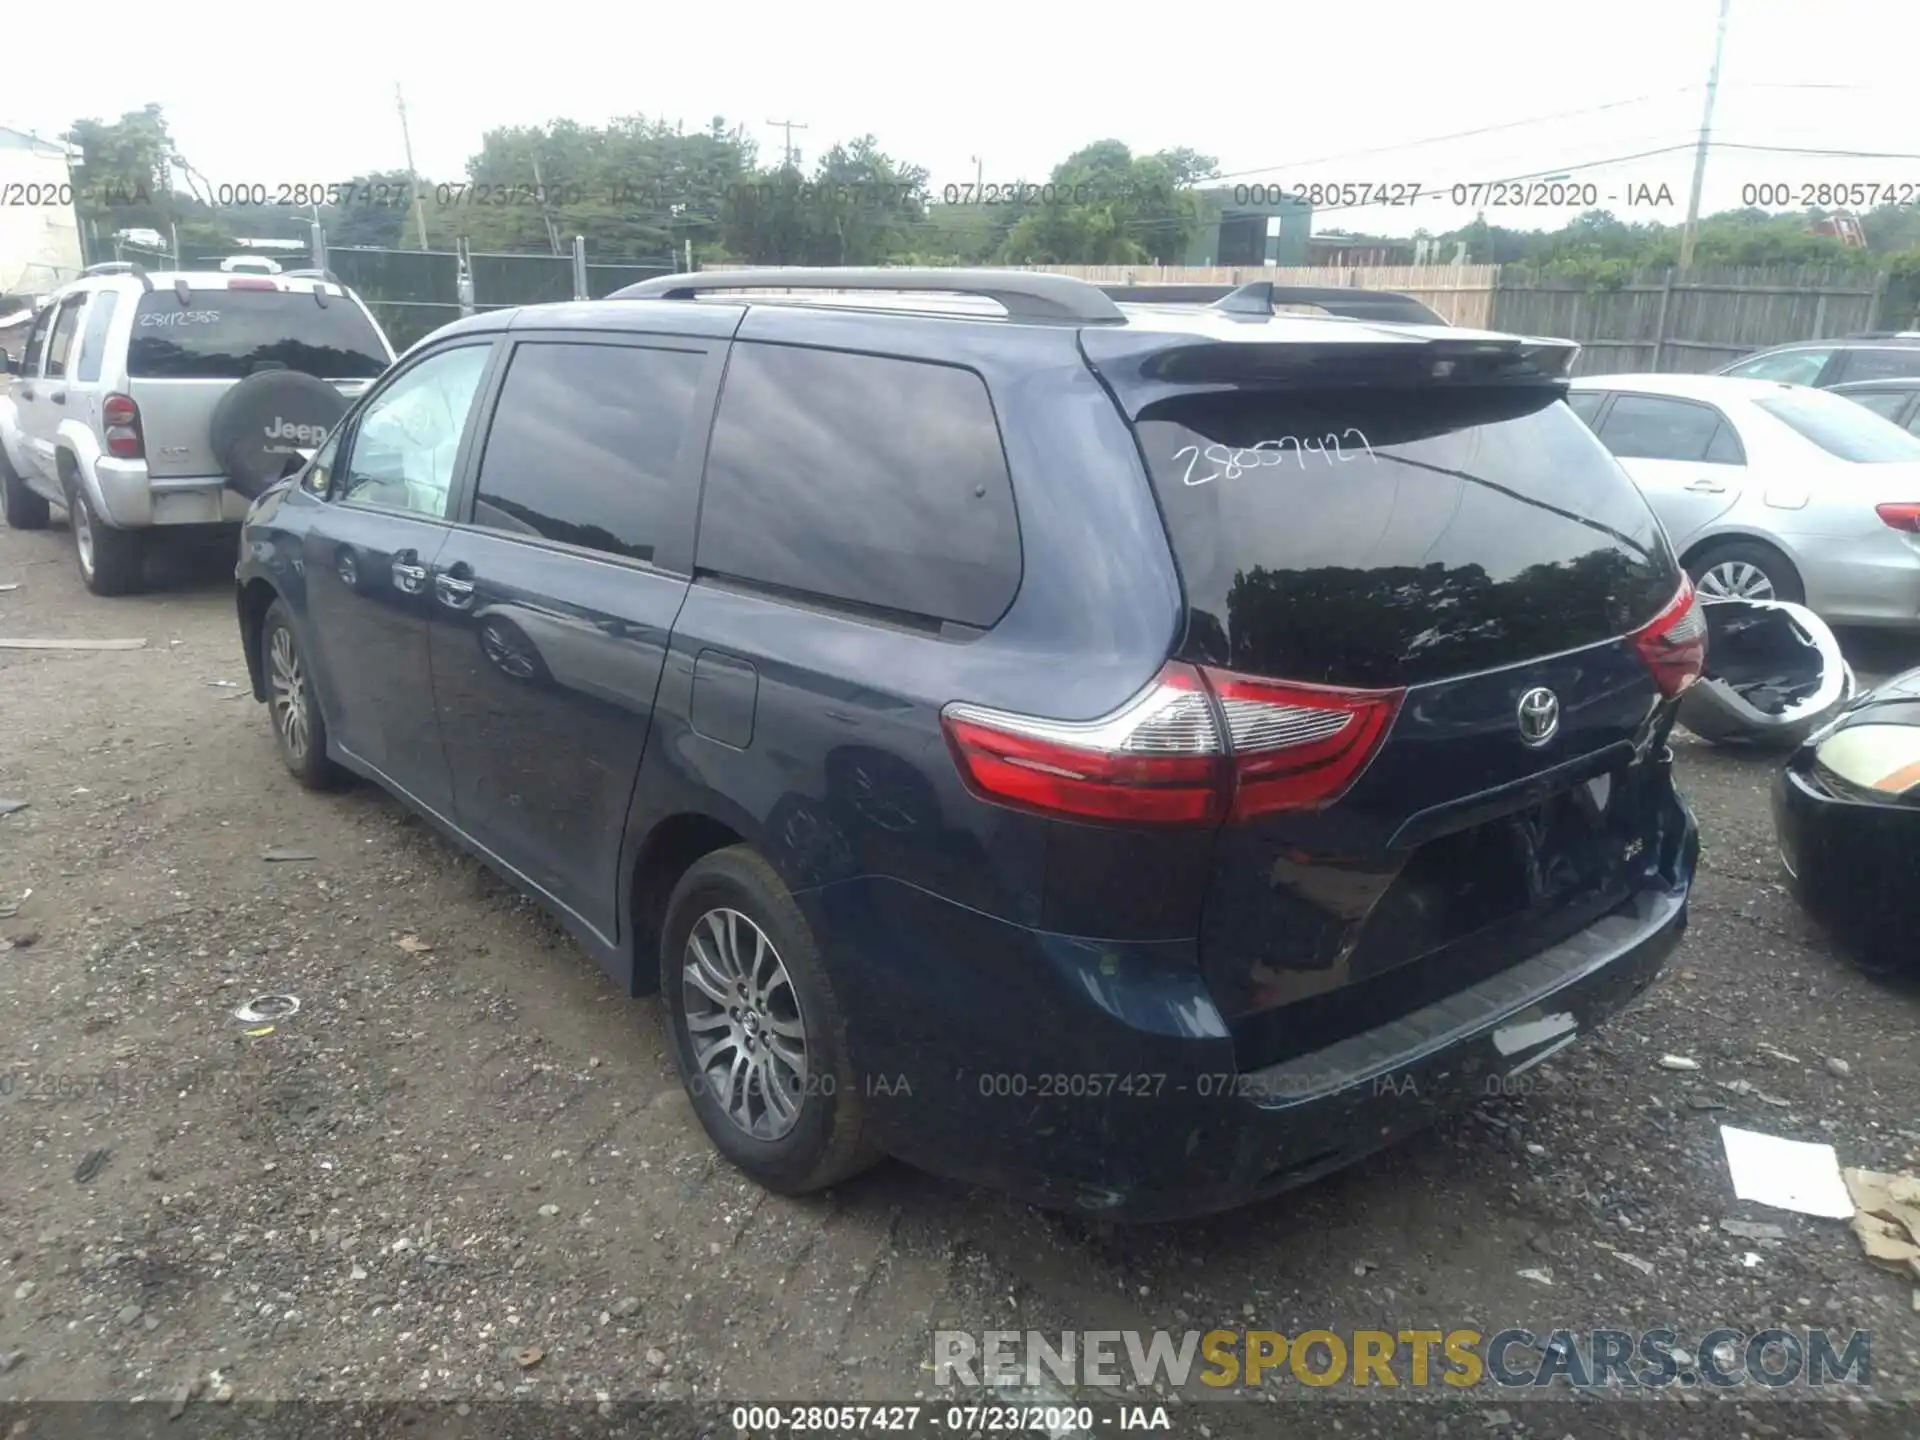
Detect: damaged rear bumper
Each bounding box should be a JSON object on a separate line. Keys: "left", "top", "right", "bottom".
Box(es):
{"left": 813, "top": 792, "right": 1696, "bottom": 1222}
{"left": 1678, "top": 599, "right": 1854, "bottom": 748}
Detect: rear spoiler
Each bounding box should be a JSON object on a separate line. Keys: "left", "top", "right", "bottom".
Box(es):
{"left": 1100, "top": 281, "right": 1449, "bottom": 328}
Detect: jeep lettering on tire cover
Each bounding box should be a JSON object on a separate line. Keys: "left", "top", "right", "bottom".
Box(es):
{"left": 209, "top": 370, "right": 350, "bottom": 499}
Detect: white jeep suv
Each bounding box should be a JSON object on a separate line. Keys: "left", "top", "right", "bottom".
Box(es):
{"left": 0, "top": 263, "right": 392, "bottom": 594}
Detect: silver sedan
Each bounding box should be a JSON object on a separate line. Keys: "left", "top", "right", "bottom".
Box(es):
{"left": 1568, "top": 373, "right": 1920, "bottom": 629}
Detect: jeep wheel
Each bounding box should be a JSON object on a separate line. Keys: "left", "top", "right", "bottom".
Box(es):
{"left": 0, "top": 445, "right": 49, "bottom": 530}
{"left": 65, "top": 480, "right": 144, "bottom": 596}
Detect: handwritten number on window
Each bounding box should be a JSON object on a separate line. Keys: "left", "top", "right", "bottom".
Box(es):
{"left": 1173, "top": 430, "right": 1376, "bottom": 487}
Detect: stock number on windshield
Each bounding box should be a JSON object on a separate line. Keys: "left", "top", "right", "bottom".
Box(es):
{"left": 1173, "top": 432, "right": 1377, "bottom": 486}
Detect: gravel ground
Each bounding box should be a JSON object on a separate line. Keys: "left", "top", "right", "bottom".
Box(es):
{"left": 2, "top": 514, "right": 1919, "bottom": 1438}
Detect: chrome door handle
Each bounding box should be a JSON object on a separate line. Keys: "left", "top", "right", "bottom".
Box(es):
{"left": 391, "top": 558, "right": 429, "bottom": 592}
{"left": 49, "top": 391, "right": 66, "bottom": 404}
{"left": 1684, "top": 479, "right": 1727, "bottom": 493}
{"left": 434, "top": 573, "right": 475, "bottom": 610}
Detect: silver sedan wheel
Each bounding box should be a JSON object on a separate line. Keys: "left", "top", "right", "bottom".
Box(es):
{"left": 71, "top": 496, "right": 95, "bottom": 577}
{"left": 268, "top": 626, "right": 310, "bottom": 761}
{"left": 1698, "top": 560, "right": 1775, "bottom": 601}
{"left": 681, "top": 907, "right": 809, "bottom": 1141}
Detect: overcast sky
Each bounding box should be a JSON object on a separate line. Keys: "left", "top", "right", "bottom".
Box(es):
{"left": 6, "top": 0, "right": 1917, "bottom": 238}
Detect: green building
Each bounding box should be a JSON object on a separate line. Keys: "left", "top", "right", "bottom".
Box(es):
{"left": 1181, "top": 187, "right": 1313, "bottom": 267}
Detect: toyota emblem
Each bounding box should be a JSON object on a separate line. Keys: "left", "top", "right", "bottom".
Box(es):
{"left": 1516, "top": 687, "right": 1561, "bottom": 747}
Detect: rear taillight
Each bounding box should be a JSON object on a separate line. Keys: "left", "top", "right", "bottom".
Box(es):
{"left": 940, "top": 662, "right": 1404, "bottom": 826}
{"left": 1631, "top": 577, "right": 1707, "bottom": 698}
{"left": 1203, "top": 668, "right": 1404, "bottom": 821}
{"left": 1876, "top": 502, "right": 1920, "bottom": 533}
{"left": 227, "top": 276, "right": 279, "bottom": 291}
{"left": 943, "top": 663, "right": 1228, "bottom": 825}
{"left": 102, "top": 393, "right": 143, "bottom": 460}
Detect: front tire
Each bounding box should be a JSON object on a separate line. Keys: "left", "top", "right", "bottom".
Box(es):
{"left": 64, "top": 478, "right": 144, "bottom": 596}
{"left": 261, "top": 599, "right": 345, "bottom": 790}
{"left": 1688, "top": 539, "right": 1805, "bottom": 606}
{"left": 660, "top": 845, "right": 882, "bottom": 1195}
{"left": 0, "top": 445, "right": 50, "bottom": 530}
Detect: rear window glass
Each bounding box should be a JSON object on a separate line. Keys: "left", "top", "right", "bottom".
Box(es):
{"left": 1835, "top": 349, "right": 1920, "bottom": 383}
{"left": 128, "top": 288, "right": 388, "bottom": 381}
{"left": 1755, "top": 389, "right": 1920, "bottom": 463}
{"left": 1135, "top": 387, "right": 1681, "bottom": 689}
{"left": 698, "top": 343, "right": 1021, "bottom": 628}
{"left": 1843, "top": 390, "right": 1911, "bottom": 422}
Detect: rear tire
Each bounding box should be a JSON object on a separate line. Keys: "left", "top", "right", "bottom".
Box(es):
{"left": 0, "top": 445, "right": 49, "bottom": 530}
{"left": 261, "top": 599, "right": 345, "bottom": 790}
{"left": 1687, "top": 539, "right": 1804, "bottom": 606}
{"left": 660, "top": 845, "right": 882, "bottom": 1195}
{"left": 64, "top": 477, "right": 145, "bottom": 596}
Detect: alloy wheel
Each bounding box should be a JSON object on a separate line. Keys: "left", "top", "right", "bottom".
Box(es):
{"left": 268, "top": 626, "right": 310, "bottom": 761}
{"left": 681, "top": 907, "right": 809, "bottom": 1141}
{"left": 1698, "top": 560, "right": 1774, "bottom": 601}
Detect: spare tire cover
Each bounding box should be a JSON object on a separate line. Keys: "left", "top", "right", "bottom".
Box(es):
{"left": 209, "top": 370, "right": 349, "bottom": 499}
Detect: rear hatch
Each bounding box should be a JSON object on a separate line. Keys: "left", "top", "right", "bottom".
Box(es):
{"left": 1082, "top": 321, "right": 1701, "bottom": 1070}
{"left": 127, "top": 279, "right": 390, "bottom": 480}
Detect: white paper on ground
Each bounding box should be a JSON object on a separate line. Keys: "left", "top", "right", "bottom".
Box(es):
{"left": 1718, "top": 1125, "right": 1854, "bottom": 1219}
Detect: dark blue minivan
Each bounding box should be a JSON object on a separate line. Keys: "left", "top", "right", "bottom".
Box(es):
{"left": 234, "top": 269, "right": 1702, "bottom": 1220}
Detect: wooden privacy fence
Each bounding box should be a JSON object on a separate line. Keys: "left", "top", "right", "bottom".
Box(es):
{"left": 1488, "top": 265, "right": 1890, "bottom": 376}
{"left": 699, "top": 261, "right": 1904, "bottom": 372}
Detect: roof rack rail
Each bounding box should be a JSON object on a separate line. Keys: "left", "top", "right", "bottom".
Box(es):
{"left": 82, "top": 261, "right": 154, "bottom": 293}
{"left": 1100, "top": 281, "right": 1449, "bottom": 327}
{"left": 610, "top": 267, "right": 1126, "bottom": 324}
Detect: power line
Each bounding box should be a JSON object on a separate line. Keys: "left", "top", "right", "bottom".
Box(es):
{"left": 1211, "top": 91, "right": 1696, "bottom": 183}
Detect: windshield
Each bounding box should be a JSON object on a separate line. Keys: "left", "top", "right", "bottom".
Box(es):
{"left": 1755, "top": 389, "right": 1920, "bottom": 464}
{"left": 1134, "top": 388, "right": 1681, "bottom": 688}
{"left": 128, "top": 288, "right": 390, "bottom": 381}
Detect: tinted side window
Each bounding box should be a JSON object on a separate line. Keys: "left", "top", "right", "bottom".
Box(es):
{"left": 1836, "top": 349, "right": 1920, "bottom": 383}
{"left": 1596, "top": 395, "right": 1722, "bottom": 462}
{"left": 1564, "top": 391, "right": 1605, "bottom": 427}
{"left": 699, "top": 344, "right": 1020, "bottom": 628}
{"left": 43, "top": 296, "right": 86, "bottom": 380}
{"left": 471, "top": 341, "right": 706, "bottom": 566}
{"left": 75, "top": 290, "right": 120, "bottom": 383}
{"left": 1724, "top": 348, "right": 1831, "bottom": 385}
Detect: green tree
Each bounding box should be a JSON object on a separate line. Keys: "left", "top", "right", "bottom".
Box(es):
{"left": 721, "top": 136, "right": 928, "bottom": 266}
{"left": 65, "top": 104, "right": 175, "bottom": 241}
{"left": 995, "top": 141, "right": 1212, "bottom": 265}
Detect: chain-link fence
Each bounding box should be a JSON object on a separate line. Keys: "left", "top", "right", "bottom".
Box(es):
{"left": 85, "top": 230, "right": 674, "bottom": 353}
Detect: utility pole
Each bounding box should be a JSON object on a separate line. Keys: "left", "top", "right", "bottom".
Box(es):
{"left": 531, "top": 153, "right": 564, "bottom": 256}
{"left": 396, "top": 83, "right": 430, "bottom": 251}
{"left": 766, "top": 118, "right": 808, "bottom": 170}
{"left": 970, "top": 154, "right": 983, "bottom": 201}
{"left": 1678, "top": 0, "right": 1733, "bottom": 273}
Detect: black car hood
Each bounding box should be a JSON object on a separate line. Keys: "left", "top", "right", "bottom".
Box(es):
{"left": 1817, "top": 664, "right": 1920, "bottom": 735}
